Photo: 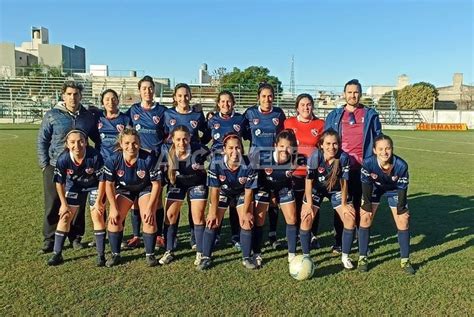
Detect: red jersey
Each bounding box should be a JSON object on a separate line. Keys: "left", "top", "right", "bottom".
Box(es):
{"left": 341, "top": 107, "right": 365, "bottom": 169}
{"left": 284, "top": 116, "right": 325, "bottom": 177}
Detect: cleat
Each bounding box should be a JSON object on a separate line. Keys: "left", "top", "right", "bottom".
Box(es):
{"left": 342, "top": 257, "right": 354, "bottom": 270}
{"left": 331, "top": 245, "right": 342, "bottom": 255}
{"left": 253, "top": 253, "right": 263, "bottom": 268}
{"left": 288, "top": 253, "right": 296, "bottom": 263}
{"left": 126, "top": 236, "right": 141, "bottom": 249}
{"left": 214, "top": 234, "right": 221, "bottom": 248}
{"left": 159, "top": 250, "right": 174, "bottom": 265}
{"left": 197, "top": 257, "right": 212, "bottom": 271}
{"left": 401, "top": 259, "right": 415, "bottom": 275}
{"left": 194, "top": 252, "right": 203, "bottom": 266}
{"left": 191, "top": 243, "right": 197, "bottom": 251}
{"left": 233, "top": 241, "right": 242, "bottom": 251}
{"left": 146, "top": 254, "right": 159, "bottom": 267}
{"left": 88, "top": 240, "right": 96, "bottom": 248}
{"left": 72, "top": 239, "right": 84, "bottom": 250}
{"left": 242, "top": 257, "right": 257, "bottom": 270}
{"left": 269, "top": 236, "right": 282, "bottom": 250}
{"left": 120, "top": 241, "right": 128, "bottom": 249}
{"left": 358, "top": 256, "right": 368, "bottom": 272}
{"left": 47, "top": 253, "right": 64, "bottom": 266}
{"left": 155, "top": 236, "right": 165, "bottom": 250}
{"left": 39, "top": 241, "right": 54, "bottom": 254}
{"left": 96, "top": 255, "right": 106, "bottom": 267}
{"left": 310, "top": 236, "right": 321, "bottom": 249}
{"left": 106, "top": 254, "right": 121, "bottom": 267}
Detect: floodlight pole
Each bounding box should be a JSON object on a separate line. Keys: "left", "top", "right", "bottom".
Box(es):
{"left": 10, "top": 88, "right": 15, "bottom": 124}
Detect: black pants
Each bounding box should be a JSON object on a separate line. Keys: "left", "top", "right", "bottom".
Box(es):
{"left": 349, "top": 169, "right": 362, "bottom": 226}
{"left": 42, "top": 165, "right": 86, "bottom": 243}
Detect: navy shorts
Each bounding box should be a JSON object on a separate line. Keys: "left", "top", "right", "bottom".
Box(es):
{"left": 65, "top": 186, "right": 98, "bottom": 207}
{"left": 218, "top": 192, "right": 245, "bottom": 209}
{"left": 255, "top": 187, "right": 295, "bottom": 205}
{"left": 116, "top": 185, "right": 152, "bottom": 202}
{"left": 303, "top": 191, "right": 353, "bottom": 209}
{"left": 167, "top": 184, "right": 208, "bottom": 201}
{"left": 371, "top": 188, "right": 407, "bottom": 209}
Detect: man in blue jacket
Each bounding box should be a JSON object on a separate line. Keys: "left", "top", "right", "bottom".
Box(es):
{"left": 324, "top": 79, "right": 382, "bottom": 254}
{"left": 37, "top": 81, "right": 100, "bottom": 253}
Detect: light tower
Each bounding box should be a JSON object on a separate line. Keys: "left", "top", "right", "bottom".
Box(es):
{"left": 290, "top": 55, "right": 296, "bottom": 98}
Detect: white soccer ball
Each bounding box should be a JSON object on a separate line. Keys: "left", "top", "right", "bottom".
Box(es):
{"left": 289, "top": 255, "right": 315, "bottom": 280}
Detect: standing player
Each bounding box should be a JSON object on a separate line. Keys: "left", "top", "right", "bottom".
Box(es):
{"left": 284, "top": 93, "right": 325, "bottom": 248}
{"left": 244, "top": 82, "right": 286, "bottom": 249}
{"left": 126, "top": 76, "right": 167, "bottom": 249}
{"left": 103, "top": 128, "right": 162, "bottom": 267}
{"left": 159, "top": 126, "right": 210, "bottom": 266}
{"left": 302, "top": 130, "right": 356, "bottom": 269}
{"left": 358, "top": 135, "right": 414, "bottom": 274}
{"left": 47, "top": 130, "right": 105, "bottom": 266}
{"left": 198, "top": 133, "right": 257, "bottom": 270}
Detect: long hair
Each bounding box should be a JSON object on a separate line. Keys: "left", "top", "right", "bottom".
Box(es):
{"left": 115, "top": 127, "right": 140, "bottom": 152}
{"left": 373, "top": 134, "right": 394, "bottom": 164}
{"left": 223, "top": 132, "right": 245, "bottom": 155}
{"left": 172, "top": 83, "right": 192, "bottom": 107}
{"left": 168, "top": 125, "right": 191, "bottom": 185}
{"left": 295, "top": 93, "right": 316, "bottom": 119}
{"left": 275, "top": 129, "right": 298, "bottom": 164}
{"left": 215, "top": 90, "right": 235, "bottom": 112}
{"left": 64, "top": 129, "right": 87, "bottom": 150}
{"left": 317, "top": 130, "right": 342, "bottom": 191}
{"left": 100, "top": 89, "right": 119, "bottom": 116}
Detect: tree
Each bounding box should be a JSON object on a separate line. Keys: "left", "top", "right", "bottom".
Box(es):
{"left": 397, "top": 82, "right": 438, "bottom": 109}
{"left": 360, "top": 96, "right": 375, "bottom": 108}
{"left": 377, "top": 90, "right": 398, "bottom": 108}
{"left": 218, "top": 66, "right": 282, "bottom": 94}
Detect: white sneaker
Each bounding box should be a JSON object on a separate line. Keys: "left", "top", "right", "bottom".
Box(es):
{"left": 288, "top": 253, "right": 296, "bottom": 263}
{"left": 194, "top": 252, "right": 202, "bottom": 266}
{"left": 253, "top": 253, "right": 263, "bottom": 268}
{"left": 342, "top": 256, "right": 354, "bottom": 270}
{"left": 159, "top": 250, "right": 174, "bottom": 265}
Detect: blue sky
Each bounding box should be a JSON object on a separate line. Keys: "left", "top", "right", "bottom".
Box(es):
{"left": 0, "top": 0, "right": 472, "bottom": 89}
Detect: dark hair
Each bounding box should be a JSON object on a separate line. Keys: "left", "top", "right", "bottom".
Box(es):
{"left": 168, "top": 125, "right": 191, "bottom": 185}
{"left": 343, "top": 79, "right": 362, "bottom": 93}
{"left": 257, "top": 82, "right": 275, "bottom": 98}
{"left": 222, "top": 132, "right": 245, "bottom": 155}
{"left": 295, "top": 93, "right": 316, "bottom": 118}
{"left": 374, "top": 134, "right": 394, "bottom": 149}
{"left": 275, "top": 129, "right": 298, "bottom": 165}
{"left": 100, "top": 89, "right": 119, "bottom": 105}
{"left": 64, "top": 129, "right": 87, "bottom": 149}
{"left": 215, "top": 90, "right": 235, "bottom": 112}
{"left": 318, "top": 130, "right": 342, "bottom": 191}
{"left": 62, "top": 81, "right": 83, "bottom": 94}
{"left": 138, "top": 75, "right": 155, "bottom": 89}
{"left": 173, "top": 83, "right": 192, "bottom": 106}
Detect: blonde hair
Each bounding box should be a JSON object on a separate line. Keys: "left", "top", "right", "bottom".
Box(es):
{"left": 167, "top": 125, "right": 191, "bottom": 185}
{"left": 115, "top": 127, "right": 140, "bottom": 151}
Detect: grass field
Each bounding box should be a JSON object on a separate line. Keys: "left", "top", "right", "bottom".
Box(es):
{"left": 0, "top": 124, "right": 473, "bottom": 315}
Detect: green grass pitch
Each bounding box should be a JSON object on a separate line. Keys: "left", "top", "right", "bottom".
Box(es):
{"left": 0, "top": 124, "right": 472, "bottom": 315}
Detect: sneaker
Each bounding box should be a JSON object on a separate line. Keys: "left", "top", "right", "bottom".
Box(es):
{"left": 159, "top": 251, "right": 174, "bottom": 265}
{"left": 331, "top": 245, "right": 342, "bottom": 255}
{"left": 88, "top": 240, "right": 96, "bottom": 248}
{"left": 121, "top": 241, "right": 128, "bottom": 249}
{"left": 146, "top": 254, "right": 158, "bottom": 267}
{"left": 342, "top": 257, "right": 354, "bottom": 270}
{"left": 253, "top": 253, "right": 263, "bottom": 268}
{"left": 288, "top": 253, "right": 296, "bottom": 263}
{"left": 39, "top": 241, "right": 54, "bottom": 254}
{"left": 106, "top": 254, "right": 121, "bottom": 267}
{"left": 214, "top": 234, "right": 221, "bottom": 248}
{"left": 401, "top": 259, "right": 415, "bottom": 275}
{"left": 233, "top": 241, "right": 242, "bottom": 251}
{"left": 191, "top": 243, "right": 197, "bottom": 251}
{"left": 126, "top": 236, "right": 141, "bottom": 249}
{"left": 358, "top": 256, "right": 368, "bottom": 272}
{"left": 194, "top": 252, "right": 203, "bottom": 266}
{"left": 310, "top": 236, "right": 321, "bottom": 249}
{"left": 96, "top": 255, "right": 106, "bottom": 267}
{"left": 269, "top": 236, "right": 282, "bottom": 250}
{"left": 197, "top": 257, "right": 212, "bottom": 271}
{"left": 155, "top": 236, "right": 165, "bottom": 250}
{"left": 72, "top": 239, "right": 84, "bottom": 250}
{"left": 47, "top": 253, "right": 64, "bottom": 266}
{"left": 242, "top": 257, "right": 256, "bottom": 270}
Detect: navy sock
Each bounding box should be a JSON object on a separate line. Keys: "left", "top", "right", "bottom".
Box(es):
{"left": 398, "top": 229, "right": 410, "bottom": 259}
{"left": 342, "top": 228, "right": 355, "bottom": 254}
{"left": 163, "top": 223, "right": 169, "bottom": 239}
{"left": 358, "top": 227, "right": 370, "bottom": 256}
{"left": 156, "top": 208, "right": 164, "bottom": 236}
{"left": 299, "top": 229, "right": 311, "bottom": 255}
{"left": 166, "top": 224, "right": 177, "bottom": 251}
{"left": 131, "top": 209, "right": 141, "bottom": 237}
{"left": 142, "top": 232, "right": 156, "bottom": 255}
{"left": 94, "top": 230, "right": 106, "bottom": 256}
{"left": 252, "top": 226, "right": 264, "bottom": 254}
{"left": 194, "top": 225, "right": 205, "bottom": 253}
{"left": 53, "top": 230, "right": 67, "bottom": 254}
{"left": 202, "top": 228, "right": 217, "bottom": 257}
{"left": 108, "top": 231, "right": 123, "bottom": 254}
{"left": 268, "top": 206, "right": 279, "bottom": 233}
{"left": 286, "top": 224, "right": 297, "bottom": 253}
{"left": 240, "top": 229, "right": 252, "bottom": 258}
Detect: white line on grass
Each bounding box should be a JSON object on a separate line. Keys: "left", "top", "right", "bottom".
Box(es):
{"left": 391, "top": 134, "right": 474, "bottom": 145}
{"left": 0, "top": 133, "right": 19, "bottom": 140}
{"left": 397, "top": 146, "right": 474, "bottom": 156}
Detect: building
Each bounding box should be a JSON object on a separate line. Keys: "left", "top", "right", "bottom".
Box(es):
{"left": 437, "top": 73, "right": 473, "bottom": 110}
{"left": 366, "top": 74, "right": 410, "bottom": 101}
{"left": 0, "top": 26, "right": 85, "bottom": 77}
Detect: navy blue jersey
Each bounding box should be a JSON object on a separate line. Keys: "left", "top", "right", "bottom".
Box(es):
{"left": 207, "top": 155, "right": 258, "bottom": 196}
{"left": 207, "top": 112, "right": 250, "bottom": 153}
{"left": 361, "top": 154, "right": 409, "bottom": 191}
{"left": 103, "top": 149, "right": 161, "bottom": 192}
{"left": 244, "top": 105, "right": 286, "bottom": 150}
{"left": 54, "top": 146, "right": 103, "bottom": 189}
{"left": 160, "top": 143, "right": 210, "bottom": 187}
{"left": 97, "top": 111, "right": 131, "bottom": 160}
{"left": 126, "top": 102, "right": 167, "bottom": 152}
{"left": 163, "top": 107, "right": 210, "bottom": 144}
{"left": 307, "top": 149, "right": 350, "bottom": 193}
{"left": 258, "top": 151, "right": 295, "bottom": 191}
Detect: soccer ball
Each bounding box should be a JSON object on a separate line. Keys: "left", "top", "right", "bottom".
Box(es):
{"left": 289, "top": 255, "right": 315, "bottom": 280}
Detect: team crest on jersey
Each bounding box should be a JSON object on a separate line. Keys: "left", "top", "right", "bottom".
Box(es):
{"left": 311, "top": 129, "right": 319, "bottom": 137}
{"left": 233, "top": 124, "right": 241, "bottom": 132}
{"left": 153, "top": 116, "right": 160, "bottom": 124}
{"left": 117, "top": 170, "right": 125, "bottom": 177}
{"left": 97, "top": 121, "right": 103, "bottom": 129}
{"left": 137, "top": 170, "right": 146, "bottom": 179}
{"left": 116, "top": 124, "right": 124, "bottom": 132}
{"left": 67, "top": 169, "right": 74, "bottom": 175}
{"left": 285, "top": 170, "right": 293, "bottom": 178}
{"left": 219, "top": 175, "right": 226, "bottom": 182}
{"left": 190, "top": 120, "right": 198, "bottom": 129}
{"left": 392, "top": 176, "right": 399, "bottom": 181}
{"left": 238, "top": 177, "right": 248, "bottom": 184}
{"left": 192, "top": 163, "right": 200, "bottom": 170}
{"left": 253, "top": 118, "right": 259, "bottom": 125}
{"left": 272, "top": 118, "right": 279, "bottom": 126}
{"left": 213, "top": 123, "right": 220, "bottom": 129}
{"left": 213, "top": 133, "right": 220, "bottom": 140}
{"left": 85, "top": 168, "right": 95, "bottom": 175}
{"left": 255, "top": 129, "right": 261, "bottom": 136}
{"left": 370, "top": 173, "right": 378, "bottom": 180}
{"left": 170, "top": 119, "right": 176, "bottom": 126}
{"left": 318, "top": 167, "right": 325, "bottom": 174}
{"left": 133, "top": 114, "right": 140, "bottom": 121}
{"left": 264, "top": 168, "right": 273, "bottom": 175}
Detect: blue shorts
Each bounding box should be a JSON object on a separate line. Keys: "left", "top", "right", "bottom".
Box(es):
{"left": 255, "top": 187, "right": 295, "bottom": 205}
{"left": 116, "top": 186, "right": 152, "bottom": 202}
{"left": 167, "top": 184, "right": 208, "bottom": 201}
{"left": 65, "top": 186, "right": 98, "bottom": 207}
{"left": 303, "top": 191, "right": 353, "bottom": 209}
{"left": 218, "top": 191, "right": 245, "bottom": 209}
{"left": 371, "top": 188, "right": 407, "bottom": 209}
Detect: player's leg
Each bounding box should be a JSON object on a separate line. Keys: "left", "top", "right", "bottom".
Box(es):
{"left": 106, "top": 195, "right": 133, "bottom": 267}
{"left": 138, "top": 192, "right": 158, "bottom": 267}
